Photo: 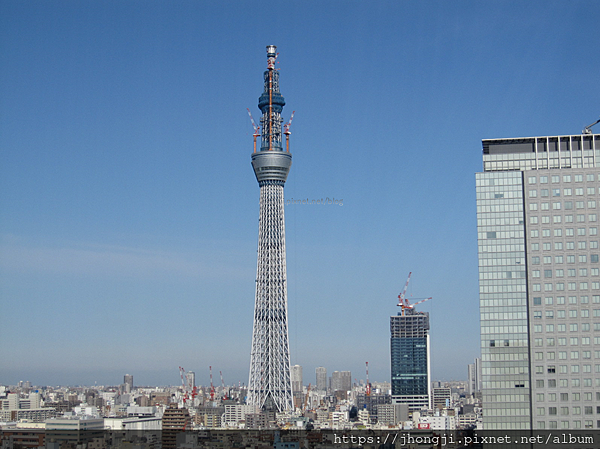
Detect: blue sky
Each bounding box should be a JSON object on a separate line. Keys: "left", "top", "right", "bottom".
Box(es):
{"left": 1, "top": 1, "right": 599, "bottom": 388}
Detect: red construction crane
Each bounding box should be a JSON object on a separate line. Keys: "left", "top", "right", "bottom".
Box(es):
{"left": 365, "top": 362, "right": 371, "bottom": 397}
{"left": 397, "top": 272, "right": 432, "bottom": 315}
{"left": 178, "top": 366, "right": 190, "bottom": 405}
{"left": 209, "top": 366, "right": 215, "bottom": 401}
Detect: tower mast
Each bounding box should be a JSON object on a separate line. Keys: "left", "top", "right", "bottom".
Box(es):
{"left": 248, "top": 45, "right": 294, "bottom": 412}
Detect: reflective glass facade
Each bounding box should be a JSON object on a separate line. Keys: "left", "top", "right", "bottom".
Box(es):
{"left": 476, "top": 134, "right": 600, "bottom": 430}
{"left": 390, "top": 311, "right": 431, "bottom": 410}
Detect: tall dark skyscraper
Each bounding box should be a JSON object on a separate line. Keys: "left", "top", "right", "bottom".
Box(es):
{"left": 390, "top": 309, "right": 431, "bottom": 411}
{"left": 247, "top": 45, "right": 294, "bottom": 412}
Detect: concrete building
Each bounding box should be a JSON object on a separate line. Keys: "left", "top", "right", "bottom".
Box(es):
{"left": 467, "top": 357, "right": 482, "bottom": 395}
{"left": 315, "top": 367, "right": 327, "bottom": 391}
{"left": 161, "top": 404, "right": 190, "bottom": 449}
{"left": 331, "top": 371, "right": 351, "bottom": 393}
{"left": 476, "top": 132, "right": 600, "bottom": 430}
{"left": 123, "top": 374, "right": 133, "bottom": 393}
{"left": 391, "top": 309, "right": 431, "bottom": 411}
{"left": 432, "top": 387, "right": 451, "bottom": 409}
{"left": 221, "top": 404, "right": 259, "bottom": 428}
{"left": 291, "top": 365, "right": 303, "bottom": 393}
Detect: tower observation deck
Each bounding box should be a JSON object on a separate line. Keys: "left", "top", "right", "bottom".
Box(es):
{"left": 247, "top": 45, "right": 293, "bottom": 412}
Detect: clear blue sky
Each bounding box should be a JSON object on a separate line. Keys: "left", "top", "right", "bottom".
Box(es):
{"left": 1, "top": 1, "right": 599, "bottom": 388}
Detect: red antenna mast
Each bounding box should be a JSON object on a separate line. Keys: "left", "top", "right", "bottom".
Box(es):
{"left": 365, "top": 362, "right": 371, "bottom": 397}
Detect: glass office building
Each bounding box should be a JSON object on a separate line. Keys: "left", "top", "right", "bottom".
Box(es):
{"left": 390, "top": 310, "right": 431, "bottom": 411}
{"left": 476, "top": 133, "right": 600, "bottom": 429}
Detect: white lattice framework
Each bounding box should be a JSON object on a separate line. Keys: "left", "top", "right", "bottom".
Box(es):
{"left": 248, "top": 182, "right": 293, "bottom": 411}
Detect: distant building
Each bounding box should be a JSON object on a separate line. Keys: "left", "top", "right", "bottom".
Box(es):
{"left": 391, "top": 309, "right": 431, "bottom": 411}
{"left": 331, "top": 371, "right": 351, "bottom": 393}
{"left": 355, "top": 392, "right": 391, "bottom": 424}
{"left": 185, "top": 371, "right": 195, "bottom": 390}
{"left": 123, "top": 374, "right": 133, "bottom": 393}
{"left": 432, "top": 387, "right": 451, "bottom": 409}
{"left": 467, "top": 357, "right": 482, "bottom": 395}
{"left": 46, "top": 417, "right": 104, "bottom": 445}
{"left": 315, "top": 367, "right": 327, "bottom": 391}
{"left": 291, "top": 365, "right": 303, "bottom": 393}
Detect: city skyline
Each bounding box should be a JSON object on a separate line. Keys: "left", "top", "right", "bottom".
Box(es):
{"left": 1, "top": 1, "right": 599, "bottom": 387}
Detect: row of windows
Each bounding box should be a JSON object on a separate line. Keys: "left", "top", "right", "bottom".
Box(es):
{"left": 531, "top": 282, "right": 600, "bottom": 291}
{"left": 532, "top": 242, "right": 600, "bottom": 255}
{"left": 533, "top": 323, "right": 599, "bottom": 332}
{"left": 536, "top": 420, "right": 598, "bottom": 429}
{"left": 528, "top": 174, "right": 600, "bottom": 184}
{"left": 530, "top": 228, "right": 598, "bottom": 237}
{"left": 533, "top": 309, "right": 598, "bottom": 318}
{"left": 529, "top": 201, "right": 597, "bottom": 211}
{"left": 536, "top": 406, "right": 596, "bottom": 416}
{"left": 529, "top": 187, "right": 600, "bottom": 197}
{"left": 530, "top": 214, "right": 597, "bottom": 224}
{"left": 535, "top": 364, "right": 600, "bottom": 374}
{"left": 531, "top": 268, "right": 600, "bottom": 277}
{"left": 535, "top": 351, "right": 597, "bottom": 361}
{"left": 534, "top": 336, "right": 600, "bottom": 346}
{"left": 534, "top": 378, "right": 598, "bottom": 388}
{"left": 532, "top": 295, "right": 598, "bottom": 305}
{"left": 535, "top": 392, "right": 600, "bottom": 402}
{"left": 531, "top": 242, "right": 598, "bottom": 252}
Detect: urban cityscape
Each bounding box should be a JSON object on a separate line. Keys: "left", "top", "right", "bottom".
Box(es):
{"left": 2, "top": 1, "right": 600, "bottom": 448}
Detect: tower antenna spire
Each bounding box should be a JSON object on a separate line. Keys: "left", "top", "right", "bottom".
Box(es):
{"left": 248, "top": 45, "right": 294, "bottom": 412}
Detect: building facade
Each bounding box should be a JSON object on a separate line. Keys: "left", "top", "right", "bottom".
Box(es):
{"left": 315, "top": 367, "right": 327, "bottom": 391}
{"left": 476, "top": 133, "right": 600, "bottom": 430}
{"left": 467, "top": 357, "right": 482, "bottom": 395}
{"left": 390, "top": 310, "right": 431, "bottom": 411}
{"left": 291, "top": 365, "right": 303, "bottom": 393}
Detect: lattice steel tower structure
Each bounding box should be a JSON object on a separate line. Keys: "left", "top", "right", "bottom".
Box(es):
{"left": 247, "top": 45, "right": 293, "bottom": 412}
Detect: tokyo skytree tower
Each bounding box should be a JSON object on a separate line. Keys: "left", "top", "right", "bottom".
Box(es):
{"left": 247, "top": 45, "right": 294, "bottom": 412}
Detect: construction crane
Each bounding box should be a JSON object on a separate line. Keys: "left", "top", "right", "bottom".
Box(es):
{"left": 397, "top": 272, "right": 432, "bottom": 315}
{"left": 219, "top": 371, "right": 227, "bottom": 400}
{"left": 246, "top": 108, "right": 261, "bottom": 153}
{"left": 283, "top": 111, "right": 295, "bottom": 153}
{"left": 209, "top": 366, "right": 215, "bottom": 402}
{"left": 178, "top": 366, "right": 188, "bottom": 404}
{"left": 179, "top": 366, "right": 197, "bottom": 405}
{"left": 365, "top": 362, "right": 371, "bottom": 397}
{"left": 583, "top": 116, "right": 600, "bottom": 134}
